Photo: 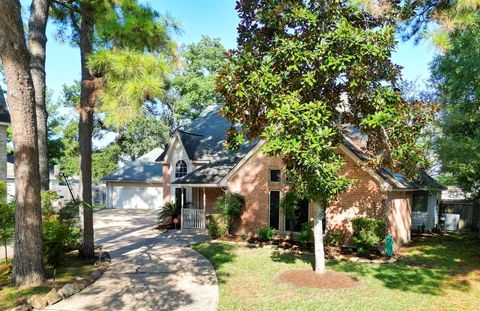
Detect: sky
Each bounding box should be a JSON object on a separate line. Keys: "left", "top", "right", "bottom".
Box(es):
{"left": 42, "top": 0, "right": 438, "bottom": 100}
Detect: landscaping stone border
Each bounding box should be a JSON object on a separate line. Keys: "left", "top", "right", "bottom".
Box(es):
{"left": 9, "top": 260, "right": 110, "bottom": 311}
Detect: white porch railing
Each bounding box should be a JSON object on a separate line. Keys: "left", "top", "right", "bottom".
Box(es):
{"left": 182, "top": 208, "right": 205, "bottom": 229}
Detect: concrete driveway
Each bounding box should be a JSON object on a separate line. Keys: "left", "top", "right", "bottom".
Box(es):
{"left": 46, "top": 209, "right": 218, "bottom": 311}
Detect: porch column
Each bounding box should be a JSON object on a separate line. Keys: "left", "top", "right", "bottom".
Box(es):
{"left": 203, "top": 188, "right": 206, "bottom": 210}
{"left": 203, "top": 187, "right": 207, "bottom": 228}
{"left": 180, "top": 187, "right": 184, "bottom": 229}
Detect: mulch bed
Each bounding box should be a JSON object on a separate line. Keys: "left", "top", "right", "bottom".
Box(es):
{"left": 279, "top": 269, "right": 359, "bottom": 289}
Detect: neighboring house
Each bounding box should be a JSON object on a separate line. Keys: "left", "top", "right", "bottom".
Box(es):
{"left": 104, "top": 148, "right": 164, "bottom": 209}
{"left": 0, "top": 92, "right": 10, "bottom": 185}
{"left": 108, "top": 105, "right": 445, "bottom": 247}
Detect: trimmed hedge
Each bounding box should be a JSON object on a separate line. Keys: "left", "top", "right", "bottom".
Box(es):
{"left": 351, "top": 217, "right": 386, "bottom": 256}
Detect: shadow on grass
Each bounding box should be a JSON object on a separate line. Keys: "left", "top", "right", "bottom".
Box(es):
{"left": 329, "top": 232, "right": 480, "bottom": 296}
{"left": 270, "top": 250, "right": 315, "bottom": 270}
{"left": 192, "top": 242, "right": 237, "bottom": 284}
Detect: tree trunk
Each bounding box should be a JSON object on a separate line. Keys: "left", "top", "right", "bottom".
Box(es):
{"left": 4, "top": 243, "right": 8, "bottom": 264}
{"left": 0, "top": 0, "right": 44, "bottom": 286}
{"left": 77, "top": 5, "right": 96, "bottom": 258}
{"left": 28, "top": 0, "right": 50, "bottom": 191}
{"left": 314, "top": 204, "right": 325, "bottom": 274}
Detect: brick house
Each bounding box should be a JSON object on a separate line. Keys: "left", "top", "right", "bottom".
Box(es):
{"left": 106, "top": 105, "right": 444, "bottom": 247}
{"left": 0, "top": 89, "right": 10, "bottom": 183}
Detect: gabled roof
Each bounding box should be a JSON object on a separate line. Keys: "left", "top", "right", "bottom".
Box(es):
{"left": 103, "top": 148, "right": 164, "bottom": 182}
{"left": 158, "top": 105, "right": 259, "bottom": 163}
{"left": 166, "top": 105, "right": 444, "bottom": 191}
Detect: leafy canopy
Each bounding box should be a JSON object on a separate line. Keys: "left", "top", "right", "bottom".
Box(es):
{"left": 172, "top": 36, "right": 227, "bottom": 121}
{"left": 217, "top": 0, "right": 433, "bottom": 202}
{"left": 431, "top": 13, "right": 480, "bottom": 196}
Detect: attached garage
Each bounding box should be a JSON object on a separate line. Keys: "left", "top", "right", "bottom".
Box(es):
{"left": 103, "top": 148, "right": 164, "bottom": 210}
{"left": 108, "top": 182, "right": 163, "bottom": 209}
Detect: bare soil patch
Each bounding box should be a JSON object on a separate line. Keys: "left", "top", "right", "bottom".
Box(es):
{"left": 279, "top": 269, "right": 359, "bottom": 289}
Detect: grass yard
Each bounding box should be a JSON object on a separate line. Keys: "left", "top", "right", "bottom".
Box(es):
{"left": 0, "top": 251, "right": 99, "bottom": 311}
{"left": 193, "top": 233, "right": 480, "bottom": 311}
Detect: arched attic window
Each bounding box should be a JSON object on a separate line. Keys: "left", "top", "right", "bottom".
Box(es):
{"left": 175, "top": 160, "right": 188, "bottom": 178}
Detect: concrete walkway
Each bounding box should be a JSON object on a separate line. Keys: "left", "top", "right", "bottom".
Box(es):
{"left": 46, "top": 209, "right": 218, "bottom": 311}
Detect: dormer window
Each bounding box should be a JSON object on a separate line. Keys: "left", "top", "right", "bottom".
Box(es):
{"left": 175, "top": 160, "right": 188, "bottom": 178}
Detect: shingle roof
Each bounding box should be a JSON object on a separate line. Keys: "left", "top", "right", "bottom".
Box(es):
{"left": 343, "top": 125, "right": 445, "bottom": 191}
{"left": 161, "top": 105, "right": 258, "bottom": 185}
{"left": 103, "top": 148, "right": 164, "bottom": 182}
{"left": 168, "top": 105, "right": 444, "bottom": 191}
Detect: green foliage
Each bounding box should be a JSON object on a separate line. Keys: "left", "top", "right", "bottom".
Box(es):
{"left": 324, "top": 230, "right": 346, "bottom": 247}
{"left": 92, "top": 144, "right": 120, "bottom": 182}
{"left": 257, "top": 227, "right": 276, "bottom": 242}
{"left": 214, "top": 193, "right": 245, "bottom": 234}
{"left": 42, "top": 214, "right": 78, "bottom": 267}
{"left": 281, "top": 192, "right": 300, "bottom": 235}
{"left": 206, "top": 215, "right": 228, "bottom": 239}
{"left": 88, "top": 49, "right": 172, "bottom": 126}
{"left": 158, "top": 201, "right": 181, "bottom": 226}
{"left": 394, "top": 0, "right": 480, "bottom": 47}
{"left": 114, "top": 109, "right": 169, "bottom": 161}
{"left": 217, "top": 0, "right": 433, "bottom": 203}
{"left": 351, "top": 217, "right": 387, "bottom": 256}
{"left": 431, "top": 16, "right": 480, "bottom": 196}
{"left": 0, "top": 182, "right": 15, "bottom": 263}
{"left": 172, "top": 36, "right": 227, "bottom": 121}
{"left": 41, "top": 191, "right": 59, "bottom": 217}
{"left": 299, "top": 221, "right": 314, "bottom": 246}
{"left": 58, "top": 201, "right": 80, "bottom": 223}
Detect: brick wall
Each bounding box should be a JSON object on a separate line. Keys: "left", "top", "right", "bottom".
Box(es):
{"left": 204, "top": 187, "right": 224, "bottom": 214}
{"left": 225, "top": 146, "right": 412, "bottom": 247}
{"left": 325, "top": 153, "right": 387, "bottom": 244}
{"left": 227, "top": 150, "right": 284, "bottom": 235}
{"left": 162, "top": 164, "right": 170, "bottom": 203}
{"left": 0, "top": 125, "right": 6, "bottom": 181}
{"left": 387, "top": 191, "right": 412, "bottom": 248}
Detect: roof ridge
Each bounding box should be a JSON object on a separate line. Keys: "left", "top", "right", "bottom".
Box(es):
{"left": 177, "top": 130, "right": 204, "bottom": 137}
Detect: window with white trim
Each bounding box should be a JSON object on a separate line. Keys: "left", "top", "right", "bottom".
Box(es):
{"left": 175, "top": 160, "right": 188, "bottom": 178}
{"left": 270, "top": 169, "right": 281, "bottom": 182}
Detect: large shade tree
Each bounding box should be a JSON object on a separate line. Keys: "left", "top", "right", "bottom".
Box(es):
{"left": 0, "top": 0, "right": 44, "bottom": 286}
{"left": 431, "top": 13, "right": 480, "bottom": 196}
{"left": 217, "top": 0, "right": 433, "bottom": 274}
{"left": 50, "top": 0, "right": 176, "bottom": 257}
{"left": 28, "top": 0, "right": 50, "bottom": 190}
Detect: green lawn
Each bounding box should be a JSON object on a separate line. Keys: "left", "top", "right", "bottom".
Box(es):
{"left": 193, "top": 233, "right": 480, "bottom": 311}
{"left": 0, "top": 252, "right": 99, "bottom": 310}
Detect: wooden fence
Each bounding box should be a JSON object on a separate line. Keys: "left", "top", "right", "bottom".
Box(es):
{"left": 440, "top": 200, "right": 480, "bottom": 230}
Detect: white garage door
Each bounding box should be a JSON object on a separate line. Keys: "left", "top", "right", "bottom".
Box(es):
{"left": 111, "top": 184, "right": 163, "bottom": 209}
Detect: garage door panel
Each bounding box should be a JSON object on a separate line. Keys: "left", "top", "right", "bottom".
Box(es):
{"left": 112, "top": 184, "right": 163, "bottom": 209}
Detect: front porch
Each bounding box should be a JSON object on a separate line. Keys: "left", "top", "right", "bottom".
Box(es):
{"left": 178, "top": 186, "right": 223, "bottom": 230}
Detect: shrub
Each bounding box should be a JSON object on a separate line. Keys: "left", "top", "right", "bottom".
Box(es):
{"left": 298, "top": 221, "right": 313, "bottom": 246}
{"left": 257, "top": 226, "right": 276, "bottom": 242}
{"left": 206, "top": 215, "right": 228, "bottom": 239}
{"left": 41, "top": 190, "right": 60, "bottom": 217}
{"left": 0, "top": 182, "right": 15, "bottom": 263}
{"left": 158, "top": 201, "right": 181, "bottom": 226}
{"left": 43, "top": 214, "right": 77, "bottom": 267}
{"left": 351, "top": 217, "right": 387, "bottom": 256}
{"left": 214, "top": 193, "right": 245, "bottom": 234}
{"left": 59, "top": 201, "right": 80, "bottom": 222}
{"left": 324, "top": 230, "right": 346, "bottom": 247}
